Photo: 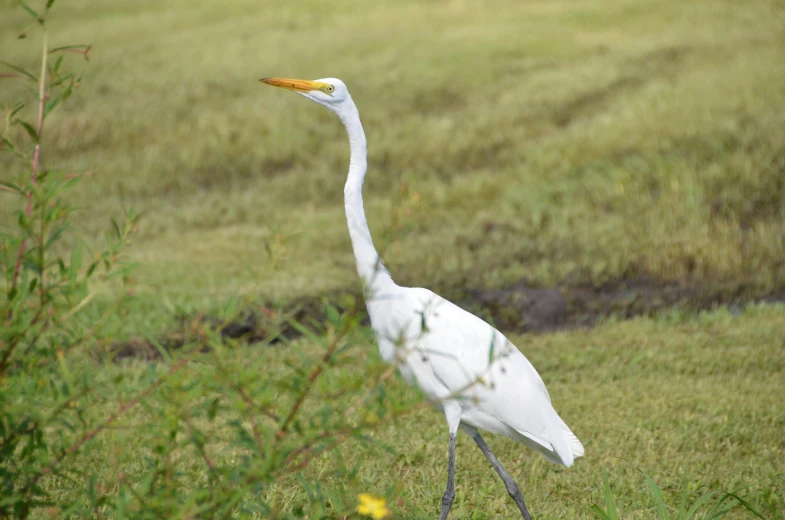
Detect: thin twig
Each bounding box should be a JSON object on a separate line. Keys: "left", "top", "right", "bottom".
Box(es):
{"left": 276, "top": 303, "right": 363, "bottom": 440}
{"left": 9, "top": 27, "right": 48, "bottom": 310}
{"left": 282, "top": 402, "right": 426, "bottom": 473}
{"left": 33, "top": 358, "right": 187, "bottom": 483}
{"left": 276, "top": 335, "right": 342, "bottom": 439}
{"left": 0, "top": 307, "right": 45, "bottom": 374}
{"left": 32, "top": 29, "right": 47, "bottom": 176}
{"left": 234, "top": 383, "right": 266, "bottom": 455}
{"left": 0, "top": 336, "right": 22, "bottom": 375}
{"left": 208, "top": 343, "right": 274, "bottom": 455}
{"left": 181, "top": 416, "right": 216, "bottom": 473}
{"left": 9, "top": 241, "right": 27, "bottom": 308}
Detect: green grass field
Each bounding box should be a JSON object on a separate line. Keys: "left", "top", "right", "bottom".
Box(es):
{"left": 38, "top": 306, "right": 785, "bottom": 519}
{"left": 2, "top": 0, "right": 784, "bottom": 517}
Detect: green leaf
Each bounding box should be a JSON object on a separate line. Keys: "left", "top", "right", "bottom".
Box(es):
{"left": 208, "top": 398, "right": 219, "bottom": 421}
{"left": 46, "top": 225, "right": 66, "bottom": 248}
{"left": 18, "top": 211, "right": 32, "bottom": 232}
{"left": 288, "top": 319, "right": 323, "bottom": 344}
{"left": 719, "top": 492, "right": 766, "bottom": 519}
{"left": 44, "top": 92, "right": 63, "bottom": 117}
{"left": 61, "top": 83, "right": 74, "bottom": 104}
{"left": 678, "top": 474, "right": 689, "bottom": 518}
{"left": 324, "top": 302, "right": 341, "bottom": 327}
{"left": 10, "top": 101, "right": 26, "bottom": 118}
{"left": 602, "top": 472, "right": 619, "bottom": 520}
{"left": 706, "top": 491, "right": 735, "bottom": 519}
{"left": 51, "top": 55, "right": 63, "bottom": 74}
{"left": 50, "top": 71, "right": 73, "bottom": 88}
{"left": 16, "top": 0, "right": 39, "bottom": 19}
{"left": 49, "top": 44, "right": 89, "bottom": 53}
{"left": 110, "top": 217, "right": 121, "bottom": 239}
{"left": 0, "top": 180, "right": 23, "bottom": 195}
{"left": 70, "top": 243, "right": 82, "bottom": 287}
{"left": 643, "top": 472, "right": 668, "bottom": 520}
{"left": 86, "top": 260, "right": 98, "bottom": 277}
{"left": 1, "top": 136, "right": 15, "bottom": 151}
{"left": 686, "top": 491, "right": 720, "bottom": 518}
{"left": 0, "top": 60, "right": 37, "bottom": 81}
{"left": 591, "top": 505, "right": 612, "bottom": 520}
{"left": 18, "top": 120, "right": 38, "bottom": 142}
{"left": 23, "top": 258, "right": 42, "bottom": 275}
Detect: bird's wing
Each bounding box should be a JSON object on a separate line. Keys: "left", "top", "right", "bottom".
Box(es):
{"left": 405, "top": 288, "right": 582, "bottom": 465}
{"left": 406, "top": 288, "right": 549, "bottom": 401}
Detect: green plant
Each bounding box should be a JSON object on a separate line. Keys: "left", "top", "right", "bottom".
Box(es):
{"left": 1, "top": 1, "right": 138, "bottom": 517}
{"left": 592, "top": 470, "right": 767, "bottom": 520}
{"left": 1, "top": 6, "right": 411, "bottom": 517}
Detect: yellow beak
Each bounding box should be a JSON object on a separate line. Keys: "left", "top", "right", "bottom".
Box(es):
{"left": 259, "top": 77, "right": 328, "bottom": 93}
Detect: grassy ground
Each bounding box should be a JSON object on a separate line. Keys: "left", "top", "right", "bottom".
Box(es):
{"left": 298, "top": 307, "right": 785, "bottom": 519}
{"left": 2, "top": 0, "right": 785, "bottom": 517}
{"left": 37, "top": 305, "right": 785, "bottom": 518}
{"left": 3, "top": 0, "right": 785, "bottom": 304}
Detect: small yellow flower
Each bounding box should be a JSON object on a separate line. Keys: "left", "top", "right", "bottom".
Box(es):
{"left": 357, "top": 493, "right": 389, "bottom": 519}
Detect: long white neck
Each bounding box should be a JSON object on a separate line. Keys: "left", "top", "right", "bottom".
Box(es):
{"left": 336, "top": 97, "right": 395, "bottom": 297}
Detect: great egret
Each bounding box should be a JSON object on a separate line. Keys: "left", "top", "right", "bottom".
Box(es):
{"left": 260, "top": 77, "right": 583, "bottom": 520}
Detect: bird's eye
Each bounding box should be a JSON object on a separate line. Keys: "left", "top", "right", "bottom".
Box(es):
{"left": 324, "top": 84, "right": 335, "bottom": 94}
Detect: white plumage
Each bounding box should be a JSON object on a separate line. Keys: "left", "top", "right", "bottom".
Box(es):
{"left": 261, "top": 76, "right": 582, "bottom": 519}
{"left": 368, "top": 286, "right": 584, "bottom": 467}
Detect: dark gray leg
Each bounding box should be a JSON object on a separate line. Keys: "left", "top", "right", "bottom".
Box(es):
{"left": 471, "top": 431, "right": 532, "bottom": 520}
{"left": 438, "top": 433, "right": 457, "bottom": 520}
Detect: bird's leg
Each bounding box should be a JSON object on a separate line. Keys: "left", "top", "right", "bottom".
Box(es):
{"left": 438, "top": 432, "right": 456, "bottom": 520}
{"left": 471, "top": 431, "right": 533, "bottom": 520}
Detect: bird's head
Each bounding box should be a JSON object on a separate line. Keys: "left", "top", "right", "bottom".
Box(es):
{"left": 260, "top": 77, "right": 350, "bottom": 113}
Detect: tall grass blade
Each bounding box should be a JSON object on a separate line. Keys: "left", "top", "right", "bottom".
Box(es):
{"left": 598, "top": 471, "right": 619, "bottom": 520}
{"left": 643, "top": 472, "right": 668, "bottom": 520}
{"left": 679, "top": 473, "right": 689, "bottom": 518}
{"left": 709, "top": 491, "right": 766, "bottom": 519}
{"left": 686, "top": 491, "right": 721, "bottom": 518}
{"left": 591, "top": 504, "right": 613, "bottom": 520}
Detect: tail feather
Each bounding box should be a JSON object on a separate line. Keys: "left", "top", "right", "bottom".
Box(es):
{"left": 565, "top": 429, "right": 584, "bottom": 458}
{"left": 548, "top": 417, "right": 584, "bottom": 467}
{"left": 512, "top": 421, "right": 583, "bottom": 467}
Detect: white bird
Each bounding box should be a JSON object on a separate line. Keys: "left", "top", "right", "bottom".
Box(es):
{"left": 260, "top": 77, "right": 583, "bottom": 520}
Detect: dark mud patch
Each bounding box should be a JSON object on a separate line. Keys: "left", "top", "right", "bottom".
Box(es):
{"left": 107, "top": 300, "right": 337, "bottom": 362}
{"left": 108, "top": 277, "right": 785, "bottom": 361}
{"left": 467, "top": 276, "right": 785, "bottom": 333}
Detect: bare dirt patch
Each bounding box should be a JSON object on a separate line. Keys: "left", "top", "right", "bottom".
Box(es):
{"left": 467, "top": 276, "right": 785, "bottom": 333}
{"left": 107, "top": 276, "right": 785, "bottom": 361}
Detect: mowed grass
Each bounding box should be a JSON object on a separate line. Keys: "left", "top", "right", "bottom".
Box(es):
{"left": 39, "top": 305, "right": 785, "bottom": 518}
{"left": 2, "top": 0, "right": 785, "bottom": 517}
{"left": 2, "top": 0, "right": 785, "bottom": 304}
{"left": 285, "top": 308, "right": 785, "bottom": 519}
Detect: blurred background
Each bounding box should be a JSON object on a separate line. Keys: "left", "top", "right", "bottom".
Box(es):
{"left": 1, "top": 0, "right": 784, "bottom": 517}
{"left": 2, "top": 0, "right": 783, "bottom": 311}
